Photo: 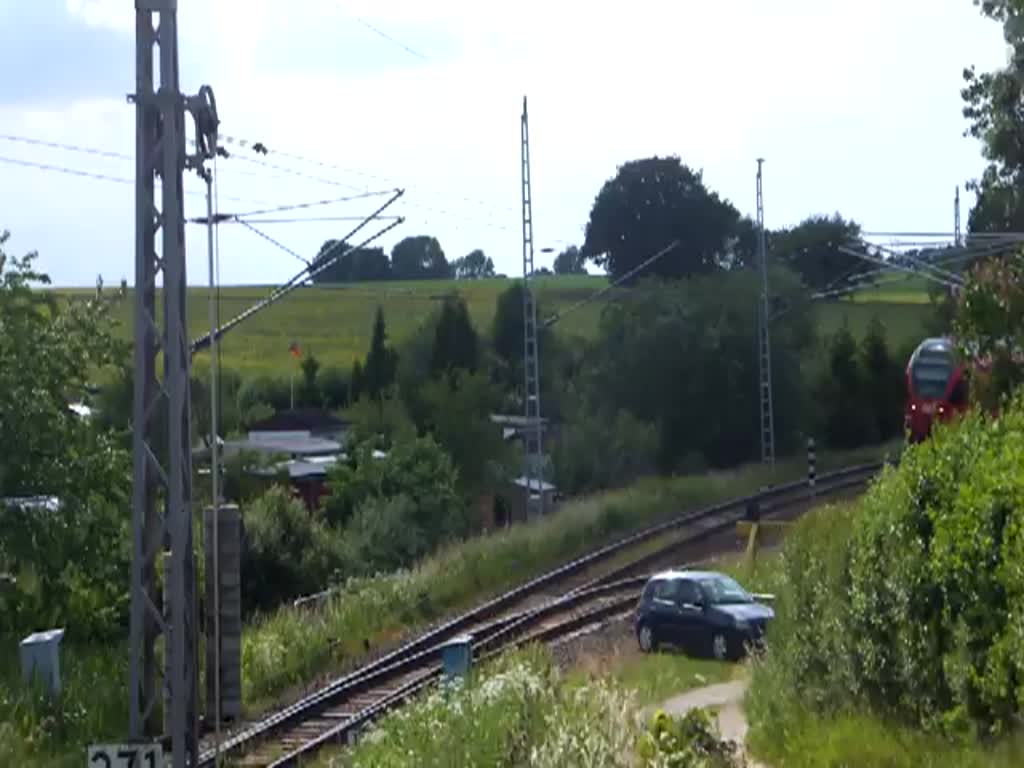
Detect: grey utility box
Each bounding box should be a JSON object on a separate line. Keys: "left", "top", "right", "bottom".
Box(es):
{"left": 440, "top": 634, "right": 474, "bottom": 680}
{"left": 205, "top": 504, "right": 242, "bottom": 724}
{"left": 19, "top": 628, "right": 65, "bottom": 697}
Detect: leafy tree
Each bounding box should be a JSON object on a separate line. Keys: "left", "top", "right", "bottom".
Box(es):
{"left": 860, "top": 317, "right": 905, "bottom": 441}
{"left": 961, "top": 1, "right": 1024, "bottom": 232}
{"left": 396, "top": 309, "right": 442, "bottom": 430}
{"left": 816, "top": 322, "right": 877, "bottom": 449}
{"left": 580, "top": 156, "right": 742, "bottom": 280}
{"left": 0, "top": 232, "right": 132, "bottom": 639}
{"left": 430, "top": 294, "right": 479, "bottom": 377}
{"left": 297, "top": 353, "right": 322, "bottom": 407}
{"left": 241, "top": 485, "right": 341, "bottom": 613}
{"left": 581, "top": 268, "right": 813, "bottom": 469}
{"left": 420, "top": 371, "right": 511, "bottom": 494}
{"left": 343, "top": 495, "right": 428, "bottom": 573}
{"left": 351, "top": 359, "right": 365, "bottom": 402}
{"left": 553, "top": 245, "right": 586, "bottom": 275}
{"left": 311, "top": 239, "right": 391, "bottom": 282}
{"left": 553, "top": 407, "right": 658, "bottom": 495}
{"left": 237, "top": 375, "right": 291, "bottom": 419}
{"left": 954, "top": 254, "right": 1024, "bottom": 409}
{"left": 390, "top": 235, "right": 451, "bottom": 280}
{"left": 772, "top": 213, "right": 864, "bottom": 291}
{"left": 364, "top": 306, "right": 398, "bottom": 417}
{"left": 453, "top": 249, "right": 495, "bottom": 279}
{"left": 318, "top": 365, "right": 349, "bottom": 409}
{"left": 325, "top": 436, "right": 467, "bottom": 552}
{"left": 346, "top": 395, "right": 417, "bottom": 449}
{"left": 490, "top": 281, "right": 565, "bottom": 417}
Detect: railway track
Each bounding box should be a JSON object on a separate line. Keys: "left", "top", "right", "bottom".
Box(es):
{"left": 198, "top": 459, "right": 887, "bottom": 767}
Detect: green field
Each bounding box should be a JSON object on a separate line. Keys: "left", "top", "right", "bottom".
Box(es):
{"left": 59, "top": 274, "right": 935, "bottom": 377}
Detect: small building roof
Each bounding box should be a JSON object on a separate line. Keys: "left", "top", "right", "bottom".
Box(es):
{"left": 489, "top": 413, "right": 549, "bottom": 428}
{"left": 251, "top": 458, "right": 334, "bottom": 480}
{"left": 200, "top": 434, "right": 343, "bottom": 460}
{"left": 510, "top": 476, "right": 557, "bottom": 492}
{"left": 1, "top": 496, "right": 62, "bottom": 513}
{"left": 247, "top": 409, "right": 350, "bottom": 434}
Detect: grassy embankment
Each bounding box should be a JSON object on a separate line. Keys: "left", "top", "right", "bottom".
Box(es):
{"left": 57, "top": 274, "right": 933, "bottom": 377}
{"left": 0, "top": 441, "right": 892, "bottom": 767}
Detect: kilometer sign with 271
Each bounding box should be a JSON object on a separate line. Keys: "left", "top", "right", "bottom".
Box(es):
{"left": 87, "top": 744, "right": 163, "bottom": 768}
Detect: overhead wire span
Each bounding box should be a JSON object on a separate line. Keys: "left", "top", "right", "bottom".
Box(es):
{"left": 0, "top": 153, "right": 131, "bottom": 184}
{"left": 0, "top": 152, "right": 279, "bottom": 206}
{"left": 231, "top": 215, "right": 403, "bottom": 224}
{"left": 19, "top": 128, "right": 540, "bottom": 240}
{"left": 224, "top": 189, "right": 399, "bottom": 219}
{"left": 0, "top": 132, "right": 129, "bottom": 159}
{"left": 236, "top": 220, "right": 311, "bottom": 266}
{"left": 836, "top": 244, "right": 961, "bottom": 290}
{"left": 541, "top": 240, "right": 681, "bottom": 328}
{"left": 212, "top": 131, "right": 518, "bottom": 215}
{"left": 190, "top": 189, "right": 405, "bottom": 355}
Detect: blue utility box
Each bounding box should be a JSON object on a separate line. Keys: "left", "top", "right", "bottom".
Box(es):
{"left": 440, "top": 634, "right": 473, "bottom": 680}
{"left": 19, "top": 628, "right": 65, "bottom": 697}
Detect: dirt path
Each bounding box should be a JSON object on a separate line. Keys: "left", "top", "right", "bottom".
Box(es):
{"left": 656, "top": 678, "right": 766, "bottom": 767}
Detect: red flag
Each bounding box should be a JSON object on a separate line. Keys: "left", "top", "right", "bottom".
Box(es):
{"left": 289, "top": 340, "right": 301, "bottom": 359}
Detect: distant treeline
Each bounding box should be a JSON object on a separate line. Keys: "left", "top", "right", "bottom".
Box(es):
{"left": 311, "top": 236, "right": 587, "bottom": 283}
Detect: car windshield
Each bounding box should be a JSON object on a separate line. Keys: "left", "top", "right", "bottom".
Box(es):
{"left": 698, "top": 575, "right": 752, "bottom": 605}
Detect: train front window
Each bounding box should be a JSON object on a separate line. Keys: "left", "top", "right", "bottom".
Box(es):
{"left": 912, "top": 361, "right": 953, "bottom": 399}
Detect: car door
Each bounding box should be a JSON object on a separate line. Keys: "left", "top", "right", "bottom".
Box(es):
{"left": 649, "top": 578, "right": 682, "bottom": 643}
{"left": 674, "top": 579, "right": 705, "bottom": 650}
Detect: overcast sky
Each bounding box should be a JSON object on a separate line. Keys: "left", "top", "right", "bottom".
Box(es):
{"left": 0, "top": 0, "right": 1011, "bottom": 287}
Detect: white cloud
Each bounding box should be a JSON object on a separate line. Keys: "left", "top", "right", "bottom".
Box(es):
{"left": 0, "top": 0, "right": 1014, "bottom": 286}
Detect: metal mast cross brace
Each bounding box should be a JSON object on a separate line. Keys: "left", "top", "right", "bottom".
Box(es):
{"left": 756, "top": 159, "right": 776, "bottom": 469}
{"left": 129, "top": 2, "right": 219, "bottom": 765}
{"left": 520, "top": 96, "right": 545, "bottom": 517}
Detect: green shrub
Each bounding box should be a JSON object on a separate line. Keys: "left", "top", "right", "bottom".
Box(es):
{"left": 324, "top": 436, "right": 467, "bottom": 544}
{"left": 748, "top": 391, "right": 1024, "bottom": 750}
{"left": 554, "top": 407, "right": 659, "bottom": 494}
{"left": 242, "top": 486, "right": 342, "bottom": 613}
{"left": 638, "top": 708, "right": 742, "bottom": 767}
{"left": 343, "top": 495, "right": 428, "bottom": 574}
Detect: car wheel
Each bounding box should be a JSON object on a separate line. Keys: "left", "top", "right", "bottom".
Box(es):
{"left": 711, "top": 632, "right": 730, "bottom": 661}
{"left": 637, "top": 623, "right": 657, "bottom": 653}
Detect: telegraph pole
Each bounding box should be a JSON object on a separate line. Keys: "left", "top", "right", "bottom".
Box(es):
{"left": 130, "top": 2, "right": 219, "bottom": 766}
{"left": 954, "top": 185, "right": 962, "bottom": 248}
{"left": 520, "top": 96, "right": 545, "bottom": 517}
{"left": 756, "top": 159, "right": 776, "bottom": 469}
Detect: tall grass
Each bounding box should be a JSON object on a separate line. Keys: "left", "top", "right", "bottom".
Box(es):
{"left": 320, "top": 646, "right": 742, "bottom": 768}
{"left": 0, "top": 639, "right": 126, "bottom": 768}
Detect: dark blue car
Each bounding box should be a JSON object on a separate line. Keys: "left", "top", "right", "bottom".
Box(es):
{"left": 633, "top": 569, "right": 774, "bottom": 661}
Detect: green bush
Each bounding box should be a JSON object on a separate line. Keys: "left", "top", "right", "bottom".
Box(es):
{"left": 554, "top": 407, "right": 659, "bottom": 494}
{"left": 324, "top": 436, "right": 466, "bottom": 542}
{"left": 748, "top": 392, "right": 1024, "bottom": 751}
{"left": 638, "top": 708, "right": 742, "bottom": 767}
{"left": 343, "top": 494, "right": 429, "bottom": 573}
{"left": 241, "top": 486, "right": 342, "bottom": 613}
